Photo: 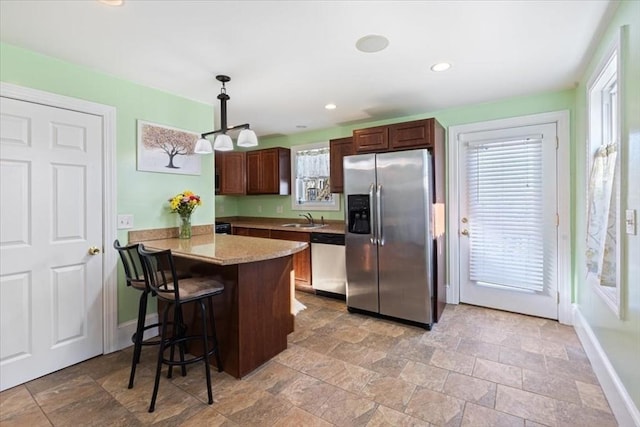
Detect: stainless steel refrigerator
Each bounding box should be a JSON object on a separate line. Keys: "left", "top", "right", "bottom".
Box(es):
{"left": 344, "top": 149, "right": 434, "bottom": 328}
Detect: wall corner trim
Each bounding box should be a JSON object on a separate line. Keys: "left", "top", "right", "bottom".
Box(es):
{"left": 573, "top": 305, "right": 640, "bottom": 427}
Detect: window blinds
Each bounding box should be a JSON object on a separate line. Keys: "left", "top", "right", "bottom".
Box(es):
{"left": 466, "top": 135, "right": 544, "bottom": 292}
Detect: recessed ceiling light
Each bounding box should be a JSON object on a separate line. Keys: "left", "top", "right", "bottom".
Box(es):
{"left": 325, "top": 104, "right": 337, "bottom": 110}
{"left": 431, "top": 62, "right": 451, "bottom": 72}
{"left": 296, "top": 125, "right": 308, "bottom": 129}
{"left": 99, "top": 0, "right": 124, "bottom": 5}
{"left": 356, "top": 35, "right": 389, "bottom": 53}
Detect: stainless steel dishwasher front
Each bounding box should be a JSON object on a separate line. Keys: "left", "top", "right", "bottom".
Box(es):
{"left": 310, "top": 232, "right": 346, "bottom": 299}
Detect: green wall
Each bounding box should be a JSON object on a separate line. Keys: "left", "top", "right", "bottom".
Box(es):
{"left": 0, "top": 43, "right": 216, "bottom": 323}
{"left": 216, "top": 89, "right": 576, "bottom": 221}
{"left": 573, "top": 0, "right": 640, "bottom": 410}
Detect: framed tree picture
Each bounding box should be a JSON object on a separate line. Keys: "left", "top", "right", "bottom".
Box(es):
{"left": 137, "top": 120, "right": 201, "bottom": 175}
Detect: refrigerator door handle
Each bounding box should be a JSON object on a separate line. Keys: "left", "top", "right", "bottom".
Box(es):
{"left": 369, "top": 183, "right": 377, "bottom": 244}
{"left": 376, "top": 184, "right": 383, "bottom": 246}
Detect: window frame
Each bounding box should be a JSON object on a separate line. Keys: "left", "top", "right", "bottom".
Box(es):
{"left": 290, "top": 141, "right": 340, "bottom": 211}
{"left": 585, "top": 30, "right": 624, "bottom": 318}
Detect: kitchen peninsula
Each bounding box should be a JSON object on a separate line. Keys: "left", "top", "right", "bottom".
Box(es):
{"left": 134, "top": 232, "right": 308, "bottom": 378}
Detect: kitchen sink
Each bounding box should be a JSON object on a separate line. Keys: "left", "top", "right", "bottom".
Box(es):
{"left": 281, "top": 223, "right": 326, "bottom": 229}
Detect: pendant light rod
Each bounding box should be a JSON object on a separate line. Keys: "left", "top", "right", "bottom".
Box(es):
{"left": 199, "top": 75, "right": 251, "bottom": 138}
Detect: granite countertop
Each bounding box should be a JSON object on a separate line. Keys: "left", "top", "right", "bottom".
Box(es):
{"left": 140, "top": 233, "right": 308, "bottom": 266}
{"left": 220, "top": 217, "right": 345, "bottom": 234}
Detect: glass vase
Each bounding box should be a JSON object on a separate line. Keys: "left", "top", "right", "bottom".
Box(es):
{"left": 179, "top": 213, "right": 192, "bottom": 239}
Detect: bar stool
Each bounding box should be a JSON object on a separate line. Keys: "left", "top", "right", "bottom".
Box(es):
{"left": 137, "top": 244, "right": 224, "bottom": 413}
{"left": 113, "top": 239, "right": 190, "bottom": 389}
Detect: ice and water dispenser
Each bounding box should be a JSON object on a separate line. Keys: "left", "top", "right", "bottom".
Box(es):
{"left": 347, "top": 195, "right": 371, "bottom": 235}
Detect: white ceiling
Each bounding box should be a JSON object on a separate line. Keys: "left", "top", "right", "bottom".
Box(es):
{"left": 0, "top": 0, "right": 616, "bottom": 137}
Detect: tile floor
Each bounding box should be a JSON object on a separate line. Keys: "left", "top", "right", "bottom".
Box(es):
{"left": 0, "top": 292, "right": 618, "bottom": 426}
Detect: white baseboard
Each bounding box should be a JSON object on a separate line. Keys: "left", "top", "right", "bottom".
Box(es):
{"left": 573, "top": 305, "right": 640, "bottom": 427}
{"left": 115, "top": 314, "right": 159, "bottom": 351}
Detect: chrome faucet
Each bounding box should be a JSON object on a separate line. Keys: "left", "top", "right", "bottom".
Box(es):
{"left": 299, "top": 213, "right": 314, "bottom": 225}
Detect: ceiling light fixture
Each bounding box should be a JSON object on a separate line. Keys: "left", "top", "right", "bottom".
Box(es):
{"left": 356, "top": 35, "right": 389, "bottom": 53}
{"left": 431, "top": 62, "right": 452, "bottom": 72}
{"left": 98, "top": 0, "right": 124, "bottom": 6}
{"left": 195, "top": 75, "right": 258, "bottom": 153}
{"left": 325, "top": 103, "right": 337, "bottom": 110}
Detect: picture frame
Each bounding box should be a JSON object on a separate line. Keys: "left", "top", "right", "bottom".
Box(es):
{"left": 137, "top": 120, "right": 201, "bottom": 175}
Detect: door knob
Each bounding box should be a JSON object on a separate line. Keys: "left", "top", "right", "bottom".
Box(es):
{"left": 461, "top": 229, "right": 469, "bottom": 236}
{"left": 88, "top": 246, "right": 101, "bottom": 255}
{"left": 461, "top": 217, "right": 468, "bottom": 223}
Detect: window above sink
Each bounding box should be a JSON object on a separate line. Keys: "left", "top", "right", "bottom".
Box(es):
{"left": 290, "top": 142, "right": 340, "bottom": 211}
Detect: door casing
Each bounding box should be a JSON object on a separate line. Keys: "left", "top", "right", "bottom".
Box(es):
{"left": 0, "top": 82, "right": 119, "bottom": 353}
{"left": 447, "top": 110, "right": 572, "bottom": 324}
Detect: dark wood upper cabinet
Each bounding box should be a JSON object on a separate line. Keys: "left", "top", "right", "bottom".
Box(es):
{"left": 353, "top": 125, "right": 389, "bottom": 153}
{"left": 390, "top": 118, "right": 434, "bottom": 150}
{"left": 329, "top": 136, "right": 354, "bottom": 193}
{"left": 215, "top": 151, "right": 246, "bottom": 195}
{"left": 246, "top": 147, "right": 290, "bottom": 195}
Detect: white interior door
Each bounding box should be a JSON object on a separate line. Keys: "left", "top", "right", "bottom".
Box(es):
{"left": 458, "top": 123, "right": 558, "bottom": 319}
{"left": 0, "top": 97, "right": 104, "bottom": 391}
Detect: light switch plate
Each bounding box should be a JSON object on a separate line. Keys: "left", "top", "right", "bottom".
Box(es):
{"left": 117, "top": 214, "right": 134, "bottom": 229}
{"left": 626, "top": 209, "right": 636, "bottom": 235}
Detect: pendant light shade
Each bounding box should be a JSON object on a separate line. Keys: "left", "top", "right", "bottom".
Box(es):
{"left": 213, "top": 134, "right": 234, "bottom": 151}
{"left": 194, "top": 137, "right": 213, "bottom": 154}
{"left": 196, "top": 74, "right": 258, "bottom": 153}
{"left": 237, "top": 129, "right": 259, "bottom": 147}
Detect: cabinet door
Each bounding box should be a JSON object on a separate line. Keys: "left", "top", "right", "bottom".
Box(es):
{"left": 218, "top": 151, "right": 246, "bottom": 195}
{"left": 260, "top": 148, "right": 279, "bottom": 194}
{"left": 270, "top": 230, "right": 312, "bottom": 291}
{"left": 354, "top": 125, "right": 389, "bottom": 152}
{"left": 233, "top": 226, "right": 271, "bottom": 238}
{"left": 390, "top": 119, "right": 433, "bottom": 150}
{"left": 329, "top": 137, "right": 354, "bottom": 193}
{"left": 246, "top": 151, "right": 262, "bottom": 194}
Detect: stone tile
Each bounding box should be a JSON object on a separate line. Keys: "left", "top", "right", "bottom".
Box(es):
{"left": 477, "top": 328, "right": 522, "bottom": 349}
{"left": 360, "top": 331, "right": 403, "bottom": 352}
{"left": 332, "top": 341, "right": 386, "bottom": 367}
{"left": 499, "top": 347, "right": 547, "bottom": 374}
{"left": 277, "top": 374, "right": 340, "bottom": 415}
{"left": 361, "top": 317, "right": 413, "bottom": 337}
{"left": 524, "top": 421, "right": 549, "bottom": 427}
{"left": 461, "top": 402, "right": 525, "bottom": 427}
{"left": 405, "top": 386, "right": 465, "bottom": 426}
{"left": 366, "top": 405, "right": 431, "bottom": 426}
{"left": 273, "top": 344, "right": 318, "bottom": 372}
{"left": 330, "top": 324, "right": 371, "bottom": 343}
{"left": 520, "top": 336, "right": 568, "bottom": 359}
{"left": 545, "top": 355, "right": 599, "bottom": 385}
{"left": 419, "top": 330, "right": 461, "bottom": 350}
{"left": 302, "top": 353, "right": 349, "bottom": 382}
{"left": 522, "top": 368, "right": 580, "bottom": 404}
{"left": 47, "top": 388, "right": 142, "bottom": 427}
{"left": 32, "top": 374, "right": 104, "bottom": 413}
{"left": 317, "top": 388, "right": 377, "bottom": 426}
{"left": 361, "top": 375, "right": 416, "bottom": 412}
{"left": 273, "top": 406, "right": 333, "bottom": 427}
{"left": 323, "top": 361, "right": 379, "bottom": 394}
{"left": 368, "top": 355, "right": 409, "bottom": 378}
{"left": 443, "top": 372, "right": 496, "bottom": 408}
{"left": 456, "top": 337, "right": 500, "bottom": 361}
{"left": 178, "top": 406, "right": 237, "bottom": 426}
{"left": 399, "top": 360, "right": 449, "bottom": 391}
{"left": 555, "top": 400, "right": 617, "bottom": 427}
{"left": 565, "top": 345, "right": 590, "bottom": 363}
{"left": 213, "top": 381, "right": 273, "bottom": 418}
{"left": 294, "top": 333, "right": 341, "bottom": 354}
{"left": 539, "top": 324, "right": 582, "bottom": 347}
{"left": 243, "top": 361, "right": 303, "bottom": 395}
{"left": 0, "top": 386, "right": 51, "bottom": 427}
{"left": 495, "top": 384, "right": 557, "bottom": 426}
{"left": 391, "top": 336, "right": 437, "bottom": 364}
{"left": 225, "top": 393, "right": 292, "bottom": 426}
{"left": 473, "top": 358, "right": 523, "bottom": 388}
{"left": 575, "top": 380, "right": 612, "bottom": 413}
{"left": 430, "top": 348, "right": 476, "bottom": 375}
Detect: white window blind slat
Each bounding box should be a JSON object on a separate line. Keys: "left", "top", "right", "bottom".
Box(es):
{"left": 466, "top": 136, "right": 545, "bottom": 292}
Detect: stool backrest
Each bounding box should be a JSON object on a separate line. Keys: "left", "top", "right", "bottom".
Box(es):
{"left": 113, "top": 239, "right": 145, "bottom": 289}
{"left": 137, "top": 245, "right": 180, "bottom": 302}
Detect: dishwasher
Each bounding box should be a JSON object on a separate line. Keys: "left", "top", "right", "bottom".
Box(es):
{"left": 310, "top": 232, "right": 346, "bottom": 299}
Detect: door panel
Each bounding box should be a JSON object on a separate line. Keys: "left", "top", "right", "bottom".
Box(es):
{"left": 458, "top": 123, "right": 558, "bottom": 319}
{"left": 0, "top": 97, "right": 103, "bottom": 391}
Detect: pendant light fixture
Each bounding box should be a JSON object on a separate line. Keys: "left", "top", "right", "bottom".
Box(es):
{"left": 194, "top": 75, "right": 258, "bottom": 153}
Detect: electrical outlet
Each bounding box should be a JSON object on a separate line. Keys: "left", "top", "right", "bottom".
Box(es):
{"left": 257, "top": 205, "right": 262, "bottom": 213}
{"left": 626, "top": 209, "right": 636, "bottom": 235}
{"left": 276, "top": 205, "right": 283, "bottom": 214}
{"left": 117, "top": 214, "right": 134, "bottom": 229}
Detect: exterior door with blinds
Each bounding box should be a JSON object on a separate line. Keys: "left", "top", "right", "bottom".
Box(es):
{"left": 459, "top": 123, "right": 558, "bottom": 319}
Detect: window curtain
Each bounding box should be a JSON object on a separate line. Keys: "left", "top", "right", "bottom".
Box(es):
{"left": 586, "top": 143, "right": 617, "bottom": 286}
